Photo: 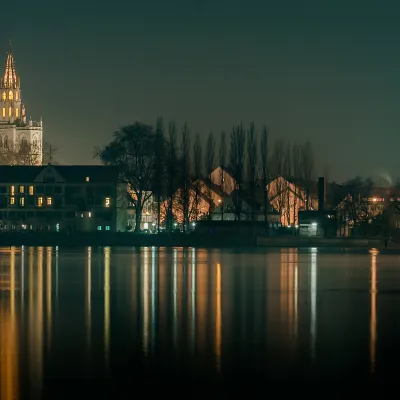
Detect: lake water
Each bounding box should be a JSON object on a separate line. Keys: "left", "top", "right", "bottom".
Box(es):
{"left": 0, "top": 246, "right": 399, "bottom": 398}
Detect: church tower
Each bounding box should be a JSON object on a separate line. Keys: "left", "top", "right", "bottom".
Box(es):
{"left": 0, "top": 41, "right": 42, "bottom": 165}
{"left": 0, "top": 42, "right": 25, "bottom": 124}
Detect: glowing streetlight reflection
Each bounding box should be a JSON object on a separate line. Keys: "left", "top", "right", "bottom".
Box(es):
{"left": 370, "top": 248, "right": 378, "bottom": 374}
{"left": 104, "top": 247, "right": 110, "bottom": 369}
{"left": 310, "top": 247, "right": 317, "bottom": 360}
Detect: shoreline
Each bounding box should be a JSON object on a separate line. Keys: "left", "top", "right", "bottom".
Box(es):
{"left": 0, "top": 232, "right": 394, "bottom": 250}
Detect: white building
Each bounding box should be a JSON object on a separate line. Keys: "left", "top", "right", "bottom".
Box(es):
{"left": 0, "top": 42, "right": 43, "bottom": 164}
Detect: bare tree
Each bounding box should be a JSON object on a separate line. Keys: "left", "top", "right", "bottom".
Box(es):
{"left": 180, "top": 122, "right": 191, "bottom": 232}
{"left": 97, "top": 123, "right": 157, "bottom": 232}
{"left": 42, "top": 141, "right": 58, "bottom": 164}
{"left": 219, "top": 131, "right": 227, "bottom": 219}
{"left": 260, "top": 125, "right": 269, "bottom": 232}
{"left": 284, "top": 141, "right": 292, "bottom": 227}
{"left": 0, "top": 139, "right": 43, "bottom": 165}
{"left": 205, "top": 132, "right": 216, "bottom": 219}
{"left": 229, "top": 123, "right": 246, "bottom": 221}
{"left": 165, "top": 121, "right": 179, "bottom": 232}
{"left": 193, "top": 133, "right": 203, "bottom": 221}
{"left": 291, "top": 143, "right": 301, "bottom": 231}
{"left": 270, "top": 139, "right": 286, "bottom": 224}
{"left": 247, "top": 122, "right": 258, "bottom": 222}
{"left": 154, "top": 117, "right": 165, "bottom": 233}
{"left": 301, "top": 140, "right": 314, "bottom": 210}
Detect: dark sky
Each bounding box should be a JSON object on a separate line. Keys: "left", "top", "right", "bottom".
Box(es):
{"left": 3, "top": 0, "right": 400, "bottom": 182}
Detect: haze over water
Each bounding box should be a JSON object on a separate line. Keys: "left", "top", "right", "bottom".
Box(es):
{"left": 0, "top": 246, "right": 399, "bottom": 397}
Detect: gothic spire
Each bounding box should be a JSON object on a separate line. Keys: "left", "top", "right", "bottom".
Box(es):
{"left": 2, "top": 40, "right": 18, "bottom": 89}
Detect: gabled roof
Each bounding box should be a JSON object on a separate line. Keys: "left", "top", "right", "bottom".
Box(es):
{"left": 0, "top": 164, "right": 119, "bottom": 184}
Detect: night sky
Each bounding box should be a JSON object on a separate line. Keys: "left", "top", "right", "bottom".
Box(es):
{"left": 3, "top": 0, "right": 400, "bottom": 182}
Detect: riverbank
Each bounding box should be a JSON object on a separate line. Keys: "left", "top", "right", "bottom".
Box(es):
{"left": 0, "top": 232, "right": 394, "bottom": 249}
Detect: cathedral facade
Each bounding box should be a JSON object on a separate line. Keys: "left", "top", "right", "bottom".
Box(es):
{"left": 0, "top": 43, "right": 43, "bottom": 165}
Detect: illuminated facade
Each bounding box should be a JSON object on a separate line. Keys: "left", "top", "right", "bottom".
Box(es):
{"left": 0, "top": 164, "right": 119, "bottom": 232}
{"left": 0, "top": 43, "right": 43, "bottom": 164}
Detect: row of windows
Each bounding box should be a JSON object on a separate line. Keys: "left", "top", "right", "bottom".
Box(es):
{"left": 4, "top": 185, "right": 111, "bottom": 195}
{"left": 1, "top": 107, "right": 19, "bottom": 118}
{"left": 10, "top": 185, "right": 34, "bottom": 195}
{"left": 9, "top": 196, "right": 52, "bottom": 206}
{"left": 1, "top": 90, "right": 19, "bottom": 101}
{"left": 7, "top": 195, "right": 110, "bottom": 207}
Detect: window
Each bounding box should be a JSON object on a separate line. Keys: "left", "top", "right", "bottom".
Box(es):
{"left": 10, "top": 186, "right": 15, "bottom": 195}
{"left": 8, "top": 107, "right": 11, "bottom": 117}
{"left": 2, "top": 108, "right": 4, "bottom": 118}
{"left": 105, "top": 197, "right": 110, "bottom": 207}
{"left": 46, "top": 197, "right": 52, "bottom": 206}
{"left": 15, "top": 92, "right": 18, "bottom": 101}
{"left": 97, "top": 225, "right": 102, "bottom": 231}
{"left": 29, "top": 186, "right": 34, "bottom": 195}
{"left": 38, "top": 197, "right": 43, "bottom": 207}
{"left": 1, "top": 92, "right": 5, "bottom": 101}
{"left": 88, "top": 212, "right": 92, "bottom": 218}
{"left": 8, "top": 91, "right": 13, "bottom": 100}
{"left": 19, "top": 197, "right": 24, "bottom": 206}
{"left": 15, "top": 108, "right": 19, "bottom": 118}
{"left": 105, "top": 225, "right": 111, "bottom": 231}
{"left": 86, "top": 176, "right": 90, "bottom": 182}
{"left": 10, "top": 197, "right": 15, "bottom": 205}
{"left": 19, "top": 186, "right": 24, "bottom": 194}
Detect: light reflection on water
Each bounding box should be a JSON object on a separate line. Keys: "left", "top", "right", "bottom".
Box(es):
{"left": 0, "top": 246, "right": 398, "bottom": 396}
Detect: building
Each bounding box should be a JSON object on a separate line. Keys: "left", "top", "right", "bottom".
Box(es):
{"left": 0, "top": 42, "right": 43, "bottom": 164}
{"left": 0, "top": 164, "right": 120, "bottom": 232}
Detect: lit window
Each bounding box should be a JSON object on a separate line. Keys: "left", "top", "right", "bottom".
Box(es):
{"left": 97, "top": 226, "right": 102, "bottom": 231}
{"left": 8, "top": 91, "right": 13, "bottom": 100}
{"left": 8, "top": 107, "right": 11, "bottom": 117}
{"left": 15, "top": 92, "right": 18, "bottom": 101}
{"left": 15, "top": 108, "right": 19, "bottom": 118}
{"left": 19, "top": 186, "right": 24, "bottom": 194}
{"left": 10, "top": 186, "right": 15, "bottom": 195}
{"left": 1, "top": 92, "right": 5, "bottom": 101}
{"left": 10, "top": 197, "right": 15, "bottom": 205}
{"left": 105, "top": 197, "right": 110, "bottom": 207}
{"left": 29, "top": 186, "right": 34, "bottom": 195}
{"left": 20, "top": 197, "right": 24, "bottom": 206}
{"left": 38, "top": 197, "right": 43, "bottom": 207}
{"left": 86, "top": 176, "right": 90, "bottom": 182}
{"left": 2, "top": 108, "right": 4, "bottom": 118}
{"left": 88, "top": 212, "right": 92, "bottom": 218}
{"left": 46, "top": 197, "right": 52, "bottom": 206}
{"left": 105, "top": 225, "right": 110, "bottom": 231}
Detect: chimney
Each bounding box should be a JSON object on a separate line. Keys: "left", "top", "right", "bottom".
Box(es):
{"left": 318, "top": 177, "right": 325, "bottom": 212}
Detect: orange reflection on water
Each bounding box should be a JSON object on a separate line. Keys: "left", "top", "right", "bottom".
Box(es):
{"left": 46, "top": 247, "right": 52, "bottom": 352}
{"left": 0, "top": 247, "right": 19, "bottom": 400}
{"left": 280, "top": 249, "right": 298, "bottom": 341}
{"left": 215, "top": 263, "right": 222, "bottom": 372}
{"left": 370, "top": 249, "right": 378, "bottom": 374}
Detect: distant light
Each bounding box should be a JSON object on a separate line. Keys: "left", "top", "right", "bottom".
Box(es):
{"left": 192, "top": 222, "right": 196, "bottom": 227}
{"left": 174, "top": 223, "right": 177, "bottom": 227}
{"left": 144, "top": 223, "right": 149, "bottom": 229}
{"left": 312, "top": 222, "right": 317, "bottom": 227}
{"left": 88, "top": 212, "right": 91, "bottom": 218}
{"left": 86, "top": 176, "right": 90, "bottom": 182}
{"left": 295, "top": 225, "right": 299, "bottom": 228}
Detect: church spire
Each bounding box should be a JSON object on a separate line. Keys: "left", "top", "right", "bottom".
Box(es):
{"left": 2, "top": 40, "right": 19, "bottom": 89}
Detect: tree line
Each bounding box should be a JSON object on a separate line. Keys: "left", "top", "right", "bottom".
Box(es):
{"left": 97, "top": 118, "right": 316, "bottom": 232}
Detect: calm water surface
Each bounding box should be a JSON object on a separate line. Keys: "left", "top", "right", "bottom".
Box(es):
{"left": 1, "top": 246, "right": 400, "bottom": 397}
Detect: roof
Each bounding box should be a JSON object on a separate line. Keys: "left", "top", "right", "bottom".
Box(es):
{"left": 0, "top": 164, "right": 119, "bottom": 184}
{"left": 1, "top": 43, "right": 18, "bottom": 89}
